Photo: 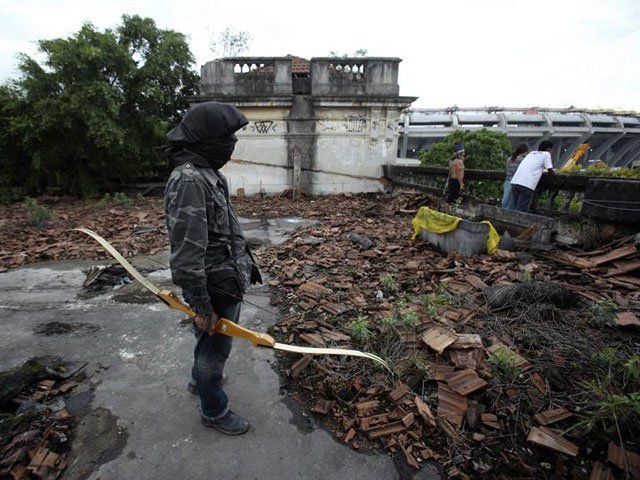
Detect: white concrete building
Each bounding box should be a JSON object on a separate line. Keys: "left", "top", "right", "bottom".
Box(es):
{"left": 194, "top": 56, "right": 416, "bottom": 195}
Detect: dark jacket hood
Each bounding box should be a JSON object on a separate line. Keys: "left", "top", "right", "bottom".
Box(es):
{"left": 167, "top": 102, "right": 249, "bottom": 145}
{"left": 163, "top": 102, "right": 249, "bottom": 170}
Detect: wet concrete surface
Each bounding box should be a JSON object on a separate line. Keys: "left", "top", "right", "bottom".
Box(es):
{"left": 0, "top": 217, "right": 444, "bottom": 480}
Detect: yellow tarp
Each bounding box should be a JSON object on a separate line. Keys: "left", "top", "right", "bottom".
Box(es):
{"left": 411, "top": 207, "right": 501, "bottom": 254}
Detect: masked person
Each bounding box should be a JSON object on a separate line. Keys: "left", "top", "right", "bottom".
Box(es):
{"left": 163, "top": 102, "right": 261, "bottom": 435}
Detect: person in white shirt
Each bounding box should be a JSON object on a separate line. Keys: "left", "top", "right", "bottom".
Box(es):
{"left": 509, "top": 141, "right": 555, "bottom": 212}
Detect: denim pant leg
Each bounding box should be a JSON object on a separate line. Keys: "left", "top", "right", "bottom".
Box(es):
{"left": 501, "top": 180, "right": 513, "bottom": 209}
{"left": 192, "top": 302, "right": 242, "bottom": 419}
{"left": 513, "top": 185, "right": 534, "bottom": 212}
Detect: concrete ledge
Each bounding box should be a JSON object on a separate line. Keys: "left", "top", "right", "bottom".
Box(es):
{"left": 582, "top": 178, "right": 640, "bottom": 224}
{"left": 420, "top": 219, "right": 491, "bottom": 256}
{"left": 476, "top": 204, "right": 556, "bottom": 243}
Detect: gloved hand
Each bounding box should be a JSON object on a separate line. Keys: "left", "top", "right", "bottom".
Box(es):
{"left": 193, "top": 312, "right": 219, "bottom": 334}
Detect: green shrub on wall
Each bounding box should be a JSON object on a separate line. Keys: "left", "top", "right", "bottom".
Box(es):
{"left": 419, "top": 129, "right": 512, "bottom": 200}
{"left": 562, "top": 161, "right": 640, "bottom": 179}
{"left": 419, "top": 129, "right": 512, "bottom": 171}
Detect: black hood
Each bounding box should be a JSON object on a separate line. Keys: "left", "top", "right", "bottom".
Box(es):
{"left": 163, "top": 102, "right": 249, "bottom": 170}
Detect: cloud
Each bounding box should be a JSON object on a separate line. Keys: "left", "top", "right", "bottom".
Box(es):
{"left": 1, "top": 0, "right": 638, "bottom": 110}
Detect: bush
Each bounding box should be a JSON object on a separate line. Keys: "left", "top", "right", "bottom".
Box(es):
{"left": 23, "top": 197, "right": 53, "bottom": 227}
{"left": 419, "top": 129, "right": 512, "bottom": 200}
{"left": 419, "top": 129, "right": 512, "bottom": 170}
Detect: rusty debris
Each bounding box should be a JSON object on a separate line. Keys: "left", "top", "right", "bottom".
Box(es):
{"left": 527, "top": 426, "right": 579, "bottom": 457}
{"left": 0, "top": 359, "right": 84, "bottom": 479}
{"left": 414, "top": 396, "right": 437, "bottom": 428}
{"left": 589, "top": 461, "right": 615, "bottom": 480}
{"left": 445, "top": 369, "right": 488, "bottom": 396}
{"left": 421, "top": 327, "right": 458, "bottom": 354}
{"left": 2, "top": 192, "right": 639, "bottom": 477}
{"left": 436, "top": 383, "right": 468, "bottom": 426}
{"left": 449, "top": 334, "right": 483, "bottom": 350}
{"left": 607, "top": 443, "right": 640, "bottom": 479}
{"left": 615, "top": 311, "right": 640, "bottom": 327}
{"left": 534, "top": 407, "right": 573, "bottom": 426}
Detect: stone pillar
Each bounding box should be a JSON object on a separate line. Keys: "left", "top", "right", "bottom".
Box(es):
{"left": 287, "top": 95, "right": 316, "bottom": 195}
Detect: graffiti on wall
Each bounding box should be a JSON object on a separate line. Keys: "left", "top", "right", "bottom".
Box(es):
{"left": 249, "top": 121, "right": 278, "bottom": 134}
{"left": 317, "top": 116, "right": 367, "bottom": 134}
{"left": 345, "top": 116, "right": 367, "bottom": 133}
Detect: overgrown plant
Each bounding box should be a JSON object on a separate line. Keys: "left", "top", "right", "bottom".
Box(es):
{"left": 97, "top": 192, "right": 133, "bottom": 208}
{"left": 23, "top": 197, "right": 53, "bottom": 227}
{"left": 380, "top": 274, "right": 399, "bottom": 296}
{"left": 563, "top": 160, "right": 640, "bottom": 180}
{"left": 488, "top": 345, "right": 521, "bottom": 381}
{"left": 577, "top": 349, "right": 640, "bottom": 436}
{"left": 382, "top": 300, "right": 419, "bottom": 332}
{"left": 422, "top": 301, "right": 438, "bottom": 319}
{"left": 349, "top": 316, "right": 373, "bottom": 344}
{"left": 589, "top": 299, "right": 618, "bottom": 328}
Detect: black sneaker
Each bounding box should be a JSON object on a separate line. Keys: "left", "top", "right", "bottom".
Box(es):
{"left": 201, "top": 410, "right": 250, "bottom": 435}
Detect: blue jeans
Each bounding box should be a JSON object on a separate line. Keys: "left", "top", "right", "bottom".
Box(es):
{"left": 501, "top": 179, "right": 514, "bottom": 209}
{"left": 511, "top": 184, "right": 535, "bottom": 212}
{"left": 192, "top": 302, "right": 242, "bottom": 419}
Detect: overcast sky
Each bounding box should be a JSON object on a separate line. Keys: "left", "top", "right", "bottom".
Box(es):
{"left": 1, "top": 0, "right": 638, "bottom": 111}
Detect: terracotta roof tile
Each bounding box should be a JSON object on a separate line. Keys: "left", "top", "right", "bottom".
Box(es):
{"left": 286, "top": 55, "right": 310, "bottom": 74}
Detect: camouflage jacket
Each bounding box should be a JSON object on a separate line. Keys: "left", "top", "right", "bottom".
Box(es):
{"left": 164, "top": 152, "right": 257, "bottom": 316}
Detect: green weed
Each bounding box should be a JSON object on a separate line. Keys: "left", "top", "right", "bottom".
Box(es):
{"left": 97, "top": 192, "right": 133, "bottom": 208}
{"left": 349, "top": 316, "right": 374, "bottom": 343}
{"left": 579, "top": 349, "right": 640, "bottom": 435}
{"left": 488, "top": 344, "right": 521, "bottom": 381}
{"left": 623, "top": 355, "right": 640, "bottom": 382}
{"left": 382, "top": 300, "right": 419, "bottom": 332}
{"left": 401, "top": 309, "right": 418, "bottom": 328}
{"left": 23, "top": 197, "right": 53, "bottom": 227}
{"left": 593, "top": 347, "right": 620, "bottom": 367}
{"left": 580, "top": 392, "right": 640, "bottom": 433}
{"left": 422, "top": 292, "right": 453, "bottom": 318}
{"left": 380, "top": 274, "right": 399, "bottom": 296}
{"left": 589, "top": 300, "right": 619, "bottom": 328}
{"left": 435, "top": 282, "right": 449, "bottom": 296}
{"left": 382, "top": 315, "right": 397, "bottom": 331}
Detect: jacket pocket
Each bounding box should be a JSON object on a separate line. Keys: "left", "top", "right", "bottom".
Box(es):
{"left": 207, "top": 267, "right": 244, "bottom": 308}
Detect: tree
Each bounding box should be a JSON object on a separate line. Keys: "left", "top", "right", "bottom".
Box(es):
{"left": 3, "top": 15, "right": 199, "bottom": 196}
{"left": 210, "top": 27, "right": 251, "bottom": 58}
{"left": 329, "top": 49, "right": 368, "bottom": 58}
{"left": 0, "top": 84, "right": 29, "bottom": 200}
{"left": 419, "top": 129, "right": 512, "bottom": 170}
{"left": 419, "top": 130, "right": 512, "bottom": 200}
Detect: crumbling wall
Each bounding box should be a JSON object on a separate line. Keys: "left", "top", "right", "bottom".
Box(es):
{"left": 194, "top": 56, "right": 415, "bottom": 195}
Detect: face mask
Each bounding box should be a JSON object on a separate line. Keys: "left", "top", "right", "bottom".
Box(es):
{"left": 208, "top": 157, "right": 230, "bottom": 171}
{"left": 189, "top": 135, "right": 237, "bottom": 170}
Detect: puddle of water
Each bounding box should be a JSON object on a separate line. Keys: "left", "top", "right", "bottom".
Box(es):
{"left": 280, "top": 394, "right": 316, "bottom": 434}
{"left": 240, "top": 217, "right": 319, "bottom": 247}
{"left": 34, "top": 321, "right": 101, "bottom": 336}
{"left": 64, "top": 389, "right": 95, "bottom": 416}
